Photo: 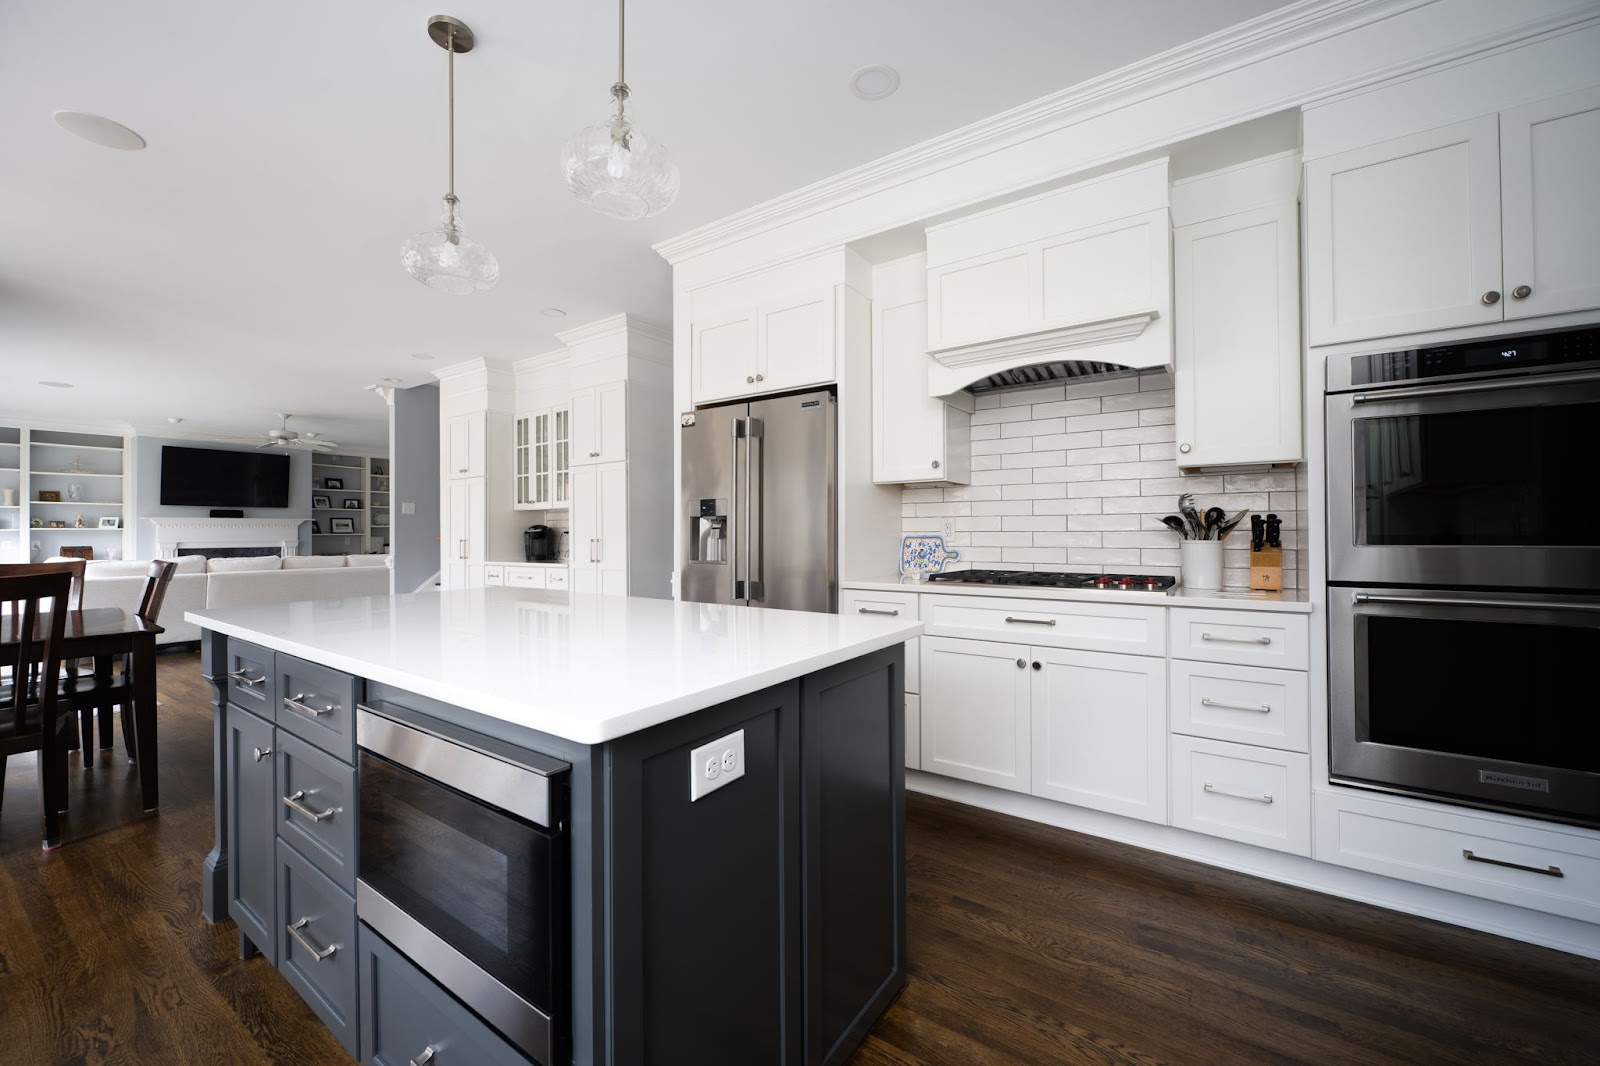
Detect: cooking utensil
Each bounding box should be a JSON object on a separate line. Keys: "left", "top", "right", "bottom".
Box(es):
{"left": 1204, "top": 507, "right": 1226, "bottom": 540}
{"left": 1179, "top": 494, "right": 1205, "bottom": 541}
{"left": 1160, "top": 515, "right": 1189, "bottom": 539}
{"left": 1251, "top": 515, "right": 1265, "bottom": 552}
{"left": 1215, "top": 509, "right": 1250, "bottom": 541}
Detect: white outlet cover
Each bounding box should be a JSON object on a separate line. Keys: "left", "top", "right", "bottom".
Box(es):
{"left": 940, "top": 518, "right": 956, "bottom": 540}
{"left": 689, "top": 728, "right": 746, "bottom": 801}
{"left": 401, "top": 501, "right": 416, "bottom": 515}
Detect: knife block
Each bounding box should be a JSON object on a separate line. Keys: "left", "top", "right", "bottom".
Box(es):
{"left": 1250, "top": 546, "right": 1284, "bottom": 591}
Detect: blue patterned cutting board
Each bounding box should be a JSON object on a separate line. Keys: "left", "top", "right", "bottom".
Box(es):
{"left": 900, "top": 534, "right": 959, "bottom": 577}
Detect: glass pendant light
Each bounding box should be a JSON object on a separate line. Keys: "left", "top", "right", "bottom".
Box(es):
{"left": 402, "top": 16, "right": 499, "bottom": 294}
{"left": 561, "top": 0, "right": 680, "bottom": 220}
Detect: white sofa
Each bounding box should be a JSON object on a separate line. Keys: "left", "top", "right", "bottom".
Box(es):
{"left": 78, "top": 554, "right": 391, "bottom": 645}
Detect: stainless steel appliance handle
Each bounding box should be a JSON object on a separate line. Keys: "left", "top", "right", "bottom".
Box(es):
{"left": 410, "top": 1049, "right": 437, "bottom": 1066}
{"left": 746, "top": 417, "right": 764, "bottom": 602}
{"left": 1005, "top": 616, "right": 1057, "bottom": 626}
{"left": 1353, "top": 592, "right": 1600, "bottom": 613}
{"left": 228, "top": 670, "right": 266, "bottom": 687}
{"left": 286, "top": 917, "right": 339, "bottom": 961}
{"left": 1201, "top": 697, "right": 1271, "bottom": 713}
{"left": 731, "top": 417, "right": 745, "bottom": 601}
{"left": 1461, "top": 849, "right": 1563, "bottom": 878}
{"left": 1350, "top": 367, "right": 1600, "bottom": 405}
{"left": 284, "top": 694, "right": 333, "bottom": 718}
{"left": 282, "top": 790, "right": 335, "bottom": 823}
{"left": 1204, "top": 783, "right": 1273, "bottom": 804}
{"left": 1200, "top": 632, "right": 1271, "bottom": 644}
{"left": 856, "top": 607, "right": 899, "bottom": 616}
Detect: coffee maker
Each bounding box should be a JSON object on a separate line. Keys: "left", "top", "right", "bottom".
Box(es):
{"left": 524, "top": 525, "right": 558, "bottom": 562}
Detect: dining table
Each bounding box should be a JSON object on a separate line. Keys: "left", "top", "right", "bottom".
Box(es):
{"left": 0, "top": 606, "right": 164, "bottom": 811}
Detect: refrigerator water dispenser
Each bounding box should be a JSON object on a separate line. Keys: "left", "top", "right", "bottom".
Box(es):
{"left": 692, "top": 498, "right": 728, "bottom": 564}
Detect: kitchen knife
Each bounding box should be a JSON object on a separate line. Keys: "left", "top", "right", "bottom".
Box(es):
{"left": 1250, "top": 515, "right": 1265, "bottom": 553}
{"left": 1265, "top": 514, "right": 1282, "bottom": 549}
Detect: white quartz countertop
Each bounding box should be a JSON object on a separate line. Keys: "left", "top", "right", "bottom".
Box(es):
{"left": 188, "top": 590, "right": 922, "bottom": 744}
{"left": 843, "top": 575, "right": 1313, "bottom": 613}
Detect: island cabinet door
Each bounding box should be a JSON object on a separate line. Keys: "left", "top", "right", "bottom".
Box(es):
{"left": 227, "top": 705, "right": 277, "bottom": 963}
{"left": 921, "top": 636, "right": 1032, "bottom": 793}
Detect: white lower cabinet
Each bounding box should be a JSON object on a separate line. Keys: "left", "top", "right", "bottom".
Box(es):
{"left": 905, "top": 694, "right": 920, "bottom": 771}
{"left": 1030, "top": 647, "right": 1167, "bottom": 823}
{"left": 1171, "top": 736, "right": 1311, "bottom": 856}
{"left": 921, "top": 637, "right": 1031, "bottom": 792}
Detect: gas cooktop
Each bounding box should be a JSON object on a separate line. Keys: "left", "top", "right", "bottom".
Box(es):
{"left": 927, "top": 569, "right": 1178, "bottom": 592}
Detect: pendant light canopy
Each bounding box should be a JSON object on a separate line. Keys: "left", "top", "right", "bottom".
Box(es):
{"left": 402, "top": 15, "right": 499, "bottom": 294}
{"left": 561, "top": 0, "right": 680, "bottom": 220}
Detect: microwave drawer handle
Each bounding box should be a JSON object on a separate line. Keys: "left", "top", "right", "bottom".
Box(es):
{"left": 1005, "top": 616, "right": 1057, "bottom": 626}
{"left": 1462, "top": 849, "right": 1563, "bottom": 878}
{"left": 1354, "top": 592, "right": 1600, "bottom": 613}
{"left": 282, "top": 790, "right": 335, "bottom": 823}
{"left": 1350, "top": 367, "right": 1600, "bottom": 405}
{"left": 1200, "top": 632, "right": 1271, "bottom": 645}
{"left": 286, "top": 917, "right": 339, "bottom": 961}
{"left": 284, "top": 694, "right": 334, "bottom": 718}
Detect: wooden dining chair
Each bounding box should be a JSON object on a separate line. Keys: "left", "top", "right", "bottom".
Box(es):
{"left": 64, "top": 559, "right": 176, "bottom": 764}
{"left": 0, "top": 568, "right": 73, "bottom": 850}
{"left": 0, "top": 560, "right": 82, "bottom": 696}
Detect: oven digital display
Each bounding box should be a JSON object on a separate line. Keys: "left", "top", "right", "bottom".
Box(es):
{"left": 1349, "top": 326, "right": 1599, "bottom": 384}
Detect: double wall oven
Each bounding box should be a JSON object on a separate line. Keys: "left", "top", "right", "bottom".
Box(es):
{"left": 1325, "top": 326, "right": 1600, "bottom": 827}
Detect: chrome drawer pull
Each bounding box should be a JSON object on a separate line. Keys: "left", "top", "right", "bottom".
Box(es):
{"left": 252, "top": 746, "right": 273, "bottom": 763}
{"left": 1200, "top": 632, "right": 1270, "bottom": 645}
{"left": 856, "top": 607, "right": 900, "bottom": 616}
{"left": 282, "top": 790, "right": 335, "bottom": 823}
{"left": 284, "top": 694, "right": 334, "bottom": 718}
{"left": 286, "top": 917, "right": 339, "bottom": 961}
{"left": 410, "top": 1049, "right": 437, "bottom": 1066}
{"left": 1201, "top": 697, "right": 1271, "bottom": 713}
{"left": 1462, "top": 849, "right": 1563, "bottom": 878}
{"left": 1004, "top": 616, "right": 1057, "bottom": 626}
{"left": 228, "top": 670, "right": 266, "bottom": 687}
{"left": 1204, "top": 782, "right": 1273, "bottom": 804}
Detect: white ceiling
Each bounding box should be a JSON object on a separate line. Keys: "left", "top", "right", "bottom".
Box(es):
{"left": 0, "top": 0, "right": 1294, "bottom": 449}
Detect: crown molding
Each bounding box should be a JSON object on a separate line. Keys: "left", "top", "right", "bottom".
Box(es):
{"left": 554, "top": 313, "right": 671, "bottom": 349}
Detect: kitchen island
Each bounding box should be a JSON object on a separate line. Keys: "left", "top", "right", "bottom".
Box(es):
{"left": 190, "top": 589, "right": 921, "bottom": 1066}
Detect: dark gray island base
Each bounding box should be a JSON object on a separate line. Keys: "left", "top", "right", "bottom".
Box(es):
{"left": 198, "top": 629, "right": 907, "bottom": 1066}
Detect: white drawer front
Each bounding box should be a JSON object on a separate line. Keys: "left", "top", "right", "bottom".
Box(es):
{"left": 1172, "top": 736, "right": 1311, "bottom": 856}
{"left": 841, "top": 589, "right": 920, "bottom": 692}
{"left": 545, "top": 567, "right": 569, "bottom": 590}
{"left": 905, "top": 694, "right": 920, "bottom": 771}
{"left": 1169, "top": 608, "right": 1307, "bottom": 669}
{"left": 505, "top": 566, "right": 548, "bottom": 589}
{"left": 922, "top": 594, "right": 1165, "bottom": 656}
{"left": 1314, "top": 791, "right": 1600, "bottom": 925}
{"left": 1170, "top": 660, "right": 1309, "bottom": 753}
{"left": 483, "top": 565, "right": 505, "bottom": 586}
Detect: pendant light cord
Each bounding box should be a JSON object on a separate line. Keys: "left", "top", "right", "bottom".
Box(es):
{"left": 447, "top": 26, "right": 457, "bottom": 200}
{"left": 618, "top": 0, "right": 626, "bottom": 87}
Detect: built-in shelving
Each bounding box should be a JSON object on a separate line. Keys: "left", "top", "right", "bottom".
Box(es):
{"left": 310, "top": 452, "right": 388, "bottom": 556}
{"left": 0, "top": 426, "right": 128, "bottom": 562}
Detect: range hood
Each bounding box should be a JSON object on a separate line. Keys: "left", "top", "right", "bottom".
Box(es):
{"left": 926, "top": 307, "right": 1168, "bottom": 397}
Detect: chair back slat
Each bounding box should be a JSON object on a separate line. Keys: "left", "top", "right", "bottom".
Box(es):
{"left": 136, "top": 560, "right": 178, "bottom": 624}
{"left": 0, "top": 570, "right": 71, "bottom": 732}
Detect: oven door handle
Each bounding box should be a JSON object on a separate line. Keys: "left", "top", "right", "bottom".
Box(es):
{"left": 1353, "top": 592, "right": 1600, "bottom": 613}
{"left": 1350, "top": 367, "right": 1600, "bottom": 405}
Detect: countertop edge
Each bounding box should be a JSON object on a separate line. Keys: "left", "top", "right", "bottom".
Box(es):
{"left": 841, "top": 578, "right": 1314, "bottom": 613}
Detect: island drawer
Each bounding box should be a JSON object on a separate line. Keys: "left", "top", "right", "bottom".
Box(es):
{"left": 276, "top": 654, "right": 362, "bottom": 764}
{"left": 358, "top": 924, "right": 528, "bottom": 1066}
{"left": 275, "top": 732, "right": 357, "bottom": 895}
{"left": 1170, "top": 736, "right": 1311, "bottom": 856}
{"left": 922, "top": 594, "right": 1165, "bottom": 656}
{"left": 225, "top": 640, "right": 277, "bottom": 714}
{"left": 1169, "top": 609, "right": 1308, "bottom": 670}
{"left": 1170, "top": 660, "right": 1309, "bottom": 753}
{"left": 276, "top": 839, "right": 358, "bottom": 1057}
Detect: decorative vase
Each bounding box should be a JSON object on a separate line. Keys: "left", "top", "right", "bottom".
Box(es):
{"left": 1, "top": 487, "right": 13, "bottom": 507}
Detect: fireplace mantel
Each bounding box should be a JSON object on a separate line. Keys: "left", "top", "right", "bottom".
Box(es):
{"left": 148, "top": 517, "right": 304, "bottom": 559}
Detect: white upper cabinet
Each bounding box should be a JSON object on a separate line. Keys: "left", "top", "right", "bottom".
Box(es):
{"left": 691, "top": 309, "right": 759, "bottom": 405}
{"left": 445, "top": 410, "right": 486, "bottom": 480}
{"left": 1307, "top": 88, "right": 1600, "bottom": 345}
{"left": 514, "top": 403, "right": 571, "bottom": 509}
{"left": 1499, "top": 86, "right": 1600, "bottom": 321}
{"left": 571, "top": 380, "right": 627, "bottom": 466}
{"left": 871, "top": 255, "right": 972, "bottom": 485}
{"left": 1171, "top": 153, "right": 1302, "bottom": 467}
{"left": 690, "top": 290, "right": 837, "bottom": 405}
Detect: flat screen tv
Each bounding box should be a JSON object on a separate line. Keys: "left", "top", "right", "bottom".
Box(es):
{"left": 160, "top": 446, "right": 292, "bottom": 508}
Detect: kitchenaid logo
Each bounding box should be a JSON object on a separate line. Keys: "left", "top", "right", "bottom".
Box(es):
{"left": 1478, "top": 770, "right": 1550, "bottom": 793}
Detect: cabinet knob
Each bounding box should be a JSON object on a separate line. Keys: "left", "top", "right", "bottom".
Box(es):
{"left": 1179, "top": 443, "right": 1191, "bottom": 454}
{"left": 1481, "top": 290, "right": 1501, "bottom": 305}
{"left": 747, "top": 375, "right": 755, "bottom": 384}
{"left": 1015, "top": 658, "right": 1026, "bottom": 669}
{"left": 755, "top": 374, "right": 764, "bottom": 382}
{"left": 252, "top": 746, "right": 272, "bottom": 762}
{"left": 931, "top": 460, "right": 940, "bottom": 469}
{"left": 1512, "top": 284, "right": 1532, "bottom": 300}
{"left": 1032, "top": 661, "right": 1041, "bottom": 671}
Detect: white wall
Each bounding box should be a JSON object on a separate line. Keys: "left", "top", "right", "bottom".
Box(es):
{"left": 131, "top": 435, "right": 313, "bottom": 559}
{"left": 391, "top": 384, "right": 440, "bottom": 591}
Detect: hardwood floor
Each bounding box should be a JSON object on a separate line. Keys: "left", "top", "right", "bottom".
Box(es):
{"left": 2, "top": 651, "right": 1596, "bottom": 1065}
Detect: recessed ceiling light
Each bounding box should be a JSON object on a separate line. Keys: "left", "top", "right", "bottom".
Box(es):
{"left": 540, "top": 307, "right": 567, "bottom": 317}
{"left": 38, "top": 380, "right": 74, "bottom": 388}
{"left": 167, "top": 417, "right": 184, "bottom": 424}
{"left": 850, "top": 65, "right": 900, "bottom": 101}
{"left": 381, "top": 377, "right": 403, "bottom": 384}
{"left": 52, "top": 110, "right": 147, "bottom": 150}
{"left": 410, "top": 353, "right": 434, "bottom": 360}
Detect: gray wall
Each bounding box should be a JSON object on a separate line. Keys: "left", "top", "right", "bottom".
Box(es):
{"left": 391, "top": 383, "right": 441, "bottom": 593}
{"left": 132, "top": 436, "right": 314, "bottom": 559}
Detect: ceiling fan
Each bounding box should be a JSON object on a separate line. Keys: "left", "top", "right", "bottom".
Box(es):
{"left": 217, "top": 414, "right": 339, "bottom": 452}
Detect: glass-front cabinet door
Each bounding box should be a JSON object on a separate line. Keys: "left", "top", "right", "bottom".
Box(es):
{"left": 532, "top": 410, "right": 552, "bottom": 507}
{"left": 513, "top": 415, "right": 532, "bottom": 508}
{"left": 553, "top": 406, "right": 571, "bottom": 508}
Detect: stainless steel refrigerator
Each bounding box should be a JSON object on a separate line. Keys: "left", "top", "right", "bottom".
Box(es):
{"left": 679, "top": 389, "right": 837, "bottom": 612}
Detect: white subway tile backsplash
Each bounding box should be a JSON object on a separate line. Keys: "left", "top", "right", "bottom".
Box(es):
{"left": 900, "top": 371, "right": 1302, "bottom": 590}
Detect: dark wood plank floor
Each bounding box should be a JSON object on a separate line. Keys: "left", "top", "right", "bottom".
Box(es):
{"left": 2, "top": 652, "right": 1596, "bottom": 1065}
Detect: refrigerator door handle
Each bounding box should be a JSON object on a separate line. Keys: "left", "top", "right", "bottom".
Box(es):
{"left": 732, "top": 417, "right": 747, "bottom": 602}
{"left": 746, "top": 417, "right": 764, "bottom": 602}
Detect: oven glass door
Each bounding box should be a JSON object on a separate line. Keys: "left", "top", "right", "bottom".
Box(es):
{"left": 359, "top": 750, "right": 560, "bottom": 1014}
{"left": 1326, "top": 376, "right": 1600, "bottom": 588}
{"left": 1331, "top": 590, "right": 1600, "bottom": 825}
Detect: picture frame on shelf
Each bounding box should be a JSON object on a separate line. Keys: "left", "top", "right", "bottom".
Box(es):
{"left": 97, "top": 516, "right": 121, "bottom": 529}
{"left": 324, "top": 477, "right": 344, "bottom": 490}
{"left": 343, "top": 499, "right": 362, "bottom": 510}
{"left": 47, "top": 520, "right": 67, "bottom": 528}
{"left": 330, "top": 517, "right": 355, "bottom": 534}
{"left": 38, "top": 490, "right": 61, "bottom": 502}
{"left": 312, "top": 494, "right": 331, "bottom": 509}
